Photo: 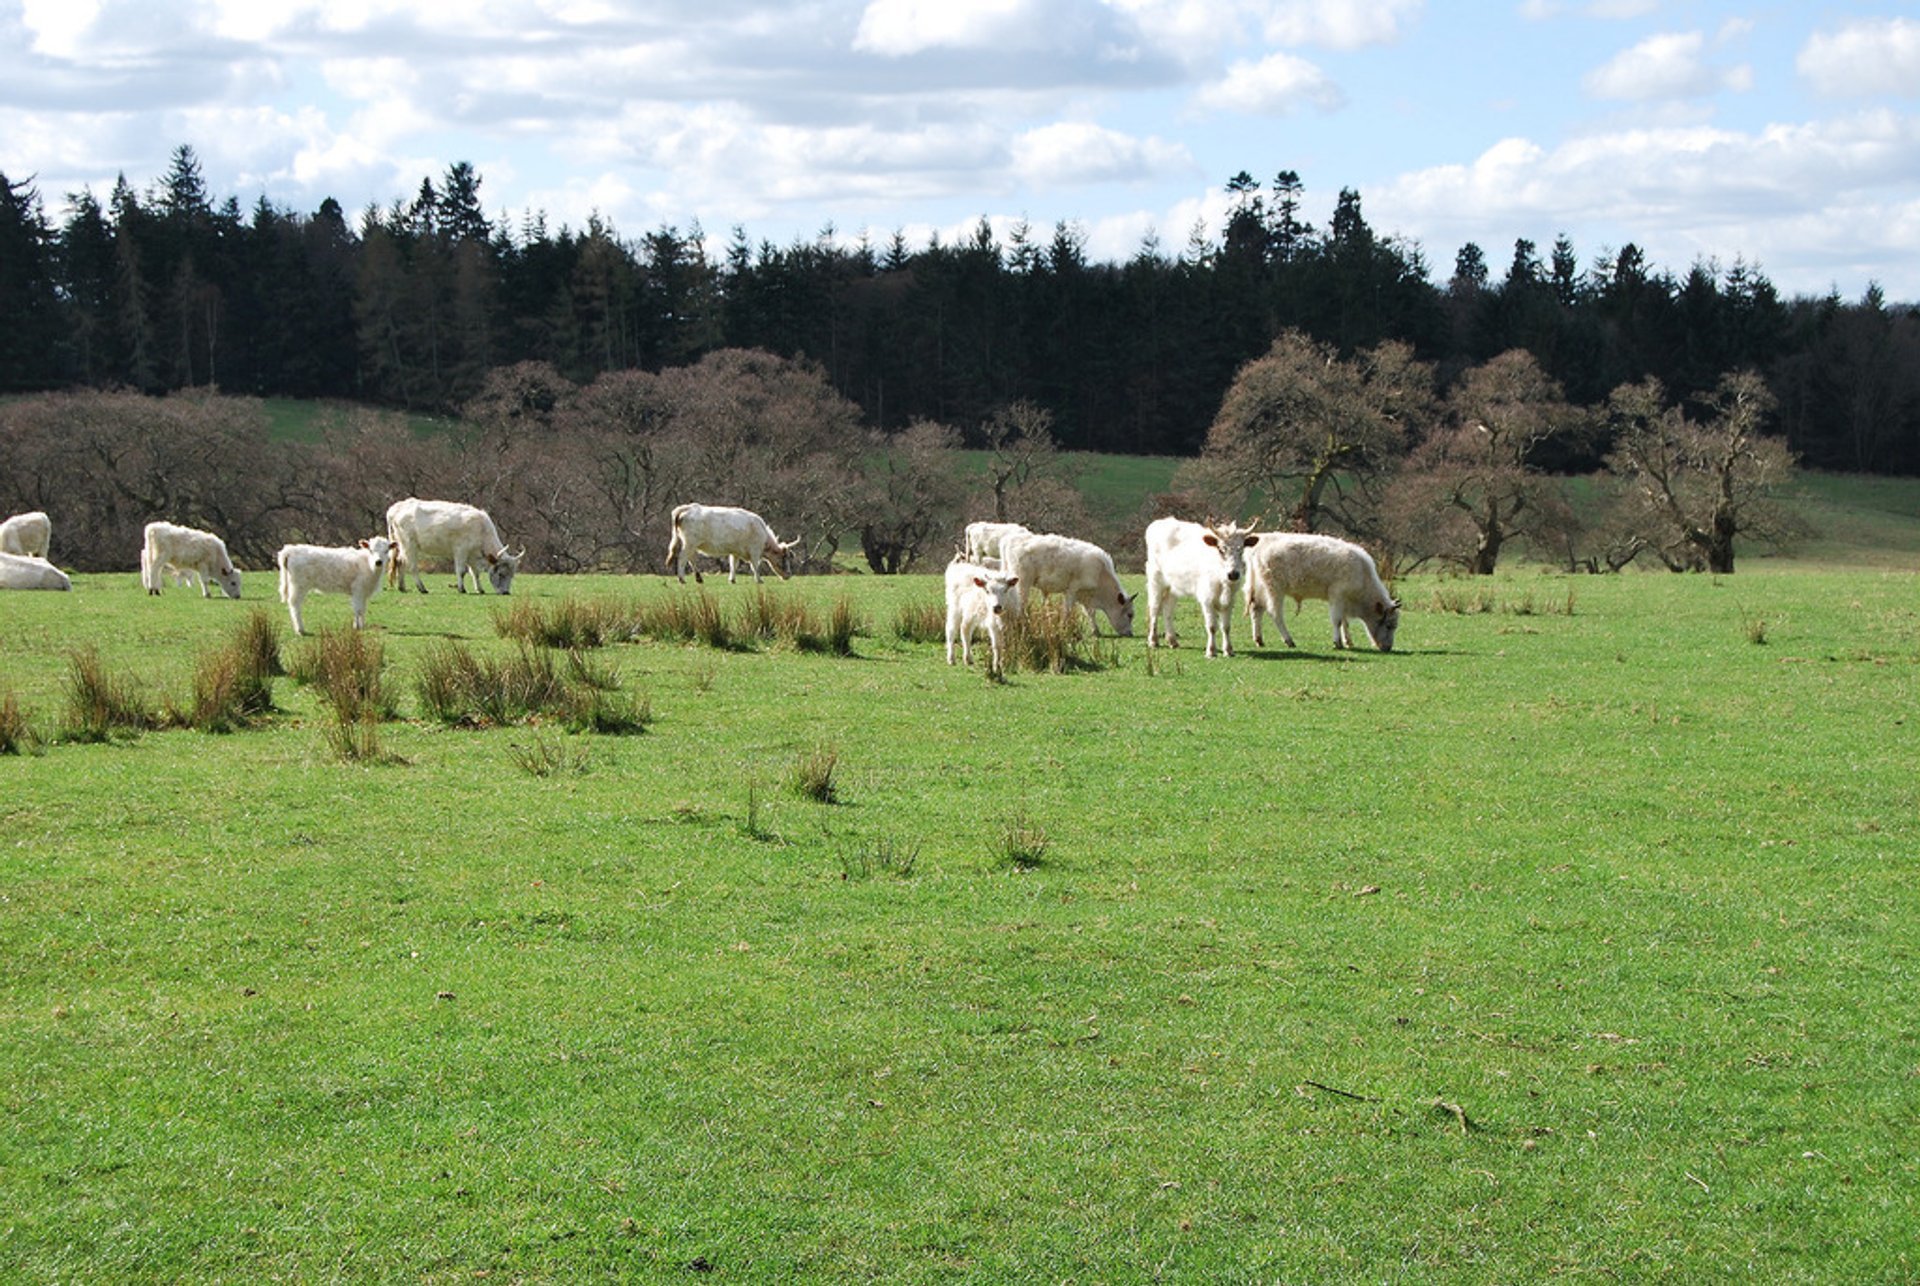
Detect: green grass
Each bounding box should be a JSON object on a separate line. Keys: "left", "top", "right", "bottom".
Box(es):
{"left": 2, "top": 555, "right": 1919, "bottom": 1278}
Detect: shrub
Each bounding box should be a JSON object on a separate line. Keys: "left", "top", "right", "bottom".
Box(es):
{"left": 415, "top": 640, "right": 569, "bottom": 726}
{"left": 62, "top": 647, "right": 156, "bottom": 742}
{"left": 561, "top": 685, "right": 651, "bottom": 736}
{"left": 235, "top": 609, "right": 286, "bottom": 678}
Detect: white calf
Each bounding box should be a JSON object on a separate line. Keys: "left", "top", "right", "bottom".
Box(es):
{"left": 141, "top": 521, "right": 243, "bottom": 599}
{"left": 386, "top": 497, "right": 523, "bottom": 594}
{"left": 944, "top": 557, "right": 1020, "bottom": 675}
{"left": 666, "top": 503, "right": 796, "bottom": 584}
{"left": 276, "top": 537, "right": 394, "bottom": 635}
{"left": 964, "top": 520, "right": 1032, "bottom": 563}
{"left": 1000, "top": 532, "right": 1135, "bottom": 635}
{"left": 0, "top": 511, "right": 51, "bottom": 559}
{"left": 0, "top": 550, "right": 70, "bottom": 591}
{"left": 1246, "top": 533, "right": 1401, "bottom": 652}
{"left": 1144, "top": 517, "right": 1260, "bottom": 658}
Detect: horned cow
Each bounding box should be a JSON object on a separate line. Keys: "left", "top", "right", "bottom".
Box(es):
{"left": 1245, "top": 533, "right": 1401, "bottom": 652}
{"left": 1143, "top": 517, "right": 1260, "bottom": 659}
{"left": 999, "top": 531, "right": 1135, "bottom": 636}
{"left": 386, "top": 498, "right": 523, "bottom": 595}
{"left": 666, "top": 504, "right": 796, "bottom": 585}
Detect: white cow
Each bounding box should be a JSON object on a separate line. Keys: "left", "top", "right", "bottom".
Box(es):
{"left": 0, "top": 550, "right": 70, "bottom": 591}
{"left": 1245, "top": 533, "right": 1401, "bottom": 652}
{"left": 386, "top": 498, "right": 523, "bottom": 595}
{"left": 1000, "top": 532, "right": 1135, "bottom": 636}
{"left": 276, "top": 537, "right": 394, "bottom": 635}
{"left": 944, "top": 557, "right": 1020, "bottom": 675}
{"left": 0, "top": 511, "right": 52, "bottom": 559}
{"left": 665, "top": 503, "right": 797, "bottom": 585}
{"left": 964, "top": 520, "right": 1032, "bottom": 563}
{"left": 1144, "top": 517, "right": 1261, "bottom": 658}
{"left": 141, "top": 521, "right": 243, "bottom": 599}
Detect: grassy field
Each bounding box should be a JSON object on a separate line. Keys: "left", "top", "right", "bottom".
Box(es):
{"left": 2, "top": 550, "right": 1916, "bottom": 1281}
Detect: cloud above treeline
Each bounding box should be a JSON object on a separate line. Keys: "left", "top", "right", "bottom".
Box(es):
{"left": 2, "top": 1, "right": 1917, "bottom": 298}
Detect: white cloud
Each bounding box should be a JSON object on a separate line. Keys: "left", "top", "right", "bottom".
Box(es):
{"left": 1010, "top": 121, "right": 1192, "bottom": 184}
{"left": 1583, "top": 31, "right": 1749, "bottom": 102}
{"left": 1253, "top": 0, "right": 1422, "bottom": 49}
{"left": 853, "top": 0, "right": 1038, "bottom": 55}
{"left": 1193, "top": 51, "right": 1343, "bottom": 114}
{"left": 1798, "top": 17, "right": 1920, "bottom": 99}
{"left": 1370, "top": 111, "right": 1920, "bottom": 295}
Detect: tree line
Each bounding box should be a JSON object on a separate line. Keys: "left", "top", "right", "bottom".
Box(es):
{"left": 3, "top": 150, "right": 1917, "bottom": 475}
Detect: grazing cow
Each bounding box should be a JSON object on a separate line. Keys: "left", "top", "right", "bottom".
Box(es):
{"left": 1245, "top": 533, "right": 1401, "bottom": 652}
{"left": 964, "top": 520, "right": 1032, "bottom": 563}
{"left": 665, "top": 503, "right": 797, "bottom": 585}
{"left": 0, "top": 550, "right": 70, "bottom": 591}
{"left": 944, "top": 557, "right": 1020, "bottom": 675}
{"left": 1000, "top": 531, "right": 1135, "bottom": 636}
{"left": 141, "top": 521, "right": 243, "bottom": 599}
{"left": 385, "top": 498, "right": 523, "bottom": 595}
{"left": 1144, "top": 517, "right": 1260, "bottom": 658}
{"left": 0, "top": 511, "right": 52, "bottom": 560}
{"left": 276, "top": 537, "right": 394, "bottom": 635}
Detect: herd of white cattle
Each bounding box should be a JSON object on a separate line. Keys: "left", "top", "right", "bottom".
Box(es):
{"left": 1, "top": 499, "right": 1400, "bottom": 664}
{"left": 948, "top": 516, "right": 1400, "bottom": 674}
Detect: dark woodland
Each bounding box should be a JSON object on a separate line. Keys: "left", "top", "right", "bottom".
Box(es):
{"left": 2, "top": 149, "right": 1916, "bottom": 577}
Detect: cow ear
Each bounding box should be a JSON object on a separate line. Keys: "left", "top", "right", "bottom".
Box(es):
{"left": 1202, "top": 533, "right": 1220, "bottom": 548}
{"left": 973, "top": 576, "right": 987, "bottom": 588}
{"left": 358, "top": 539, "right": 370, "bottom": 548}
{"left": 1006, "top": 577, "right": 1018, "bottom": 587}
{"left": 486, "top": 549, "right": 500, "bottom": 563}
{"left": 1244, "top": 534, "right": 1259, "bottom": 546}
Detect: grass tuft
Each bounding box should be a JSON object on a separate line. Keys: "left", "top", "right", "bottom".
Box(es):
{"left": 841, "top": 835, "right": 919, "bottom": 881}
{"left": 509, "top": 730, "right": 592, "bottom": 777}
{"left": 891, "top": 597, "right": 947, "bottom": 645}
{"left": 495, "top": 597, "right": 627, "bottom": 650}
{"left": 993, "top": 811, "right": 1050, "bottom": 869}
{"left": 62, "top": 647, "right": 156, "bottom": 742}
{"left": 0, "top": 685, "right": 43, "bottom": 755}
{"left": 789, "top": 744, "right": 840, "bottom": 804}
{"left": 1002, "top": 602, "right": 1110, "bottom": 674}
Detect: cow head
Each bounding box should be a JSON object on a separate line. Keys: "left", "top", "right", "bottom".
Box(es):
{"left": 485, "top": 545, "right": 525, "bottom": 594}
{"left": 767, "top": 536, "right": 800, "bottom": 580}
{"left": 1200, "top": 520, "right": 1260, "bottom": 583}
{"left": 973, "top": 574, "right": 1018, "bottom": 616}
{"left": 1365, "top": 596, "right": 1402, "bottom": 652}
{"left": 214, "top": 561, "right": 244, "bottom": 600}
{"left": 361, "top": 536, "right": 395, "bottom": 574}
{"left": 1107, "top": 589, "right": 1138, "bottom": 636}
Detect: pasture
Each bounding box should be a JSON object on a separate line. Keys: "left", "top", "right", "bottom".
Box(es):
{"left": 2, "top": 560, "right": 1917, "bottom": 1280}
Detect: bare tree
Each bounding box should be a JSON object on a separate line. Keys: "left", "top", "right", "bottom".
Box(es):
{"left": 1604, "top": 371, "right": 1806, "bottom": 574}
{"left": 1383, "top": 350, "right": 1583, "bottom": 574}
{"left": 858, "top": 420, "right": 967, "bottom": 574}
{"left": 1192, "top": 330, "right": 1434, "bottom": 533}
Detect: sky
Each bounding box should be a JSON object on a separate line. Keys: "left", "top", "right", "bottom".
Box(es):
{"left": 4, "top": 0, "right": 1919, "bottom": 301}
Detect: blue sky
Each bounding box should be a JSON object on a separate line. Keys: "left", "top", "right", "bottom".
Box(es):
{"left": 4, "top": 0, "right": 1917, "bottom": 299}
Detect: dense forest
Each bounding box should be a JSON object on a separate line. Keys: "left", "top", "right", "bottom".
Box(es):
{"left": 4, "top": 147, "right": 1917, "bottom": 477}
